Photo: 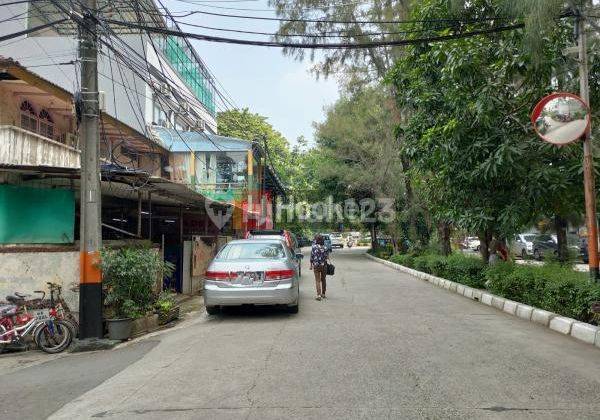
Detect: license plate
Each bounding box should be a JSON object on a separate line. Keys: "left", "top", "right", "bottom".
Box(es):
{"left": 236, "top": 272, "right": 263, "bottom": 286}
{"left": 32, "top": 309, "right": 50, "bottom": 321}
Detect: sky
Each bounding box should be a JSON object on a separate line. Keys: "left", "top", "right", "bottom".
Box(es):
{"left": 163, "top": 0, "right": 341, "bottom": 146}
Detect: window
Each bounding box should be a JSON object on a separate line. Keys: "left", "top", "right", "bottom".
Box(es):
{"left": 217, "top": 242, "right": 286, "bottom": 260}
{"left": 38, "top": 109, "right": 54, "bottom": 139}
{"left": 20, "top": 100, "right": 37, "bottom": 133}
{"left": 152, "top": 97, "right": 168, "bottom": 127}
{"left": 174, "top": 117, "right": 187, "bottom": 131}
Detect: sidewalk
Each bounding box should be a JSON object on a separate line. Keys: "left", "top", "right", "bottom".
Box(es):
{"left": 0, "top": 294, "right": 205, "bottom": 371}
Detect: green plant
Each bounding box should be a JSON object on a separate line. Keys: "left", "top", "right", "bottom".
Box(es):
{"left": 155, "top": 290, "right": 177, "bottom": 314}
{"left": 368, "top": 245, "right": 393, "bottom": 260}
{"left": 443, "top": 254, "right": 486, "bottom": 288}
{"left": 485, "top": 263, "right": 600, "bottom": 323}
{"left": 414, "top": 255, "right": 432, "bottom": 273}
{"left": 389, "top": 253, "right": 415, "bottom": 268}
{"left": 101, "top": 247, "right": 175, "bottom": 319}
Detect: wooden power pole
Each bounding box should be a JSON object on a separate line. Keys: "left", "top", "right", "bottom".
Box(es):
{"left": 577, "top": 11, "right": 599, "bottom": 281}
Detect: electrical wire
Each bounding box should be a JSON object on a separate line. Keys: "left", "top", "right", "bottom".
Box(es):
{"left": 101, "top": 17, "right": 526, "bottom": 49}
{"left": 168, "top": 0, "right": 369, "bottom": 12}
{"left": 170, "top": 17, "right": 463, "bottom": 38}
{"left": 155, "top": 0, "right": 239, "bottom": 110}
{"left": 0, "top": 18, "right": 68, "bottom": 42}
{"left": 162, "top": 8, "right": 515, "bottom": 25}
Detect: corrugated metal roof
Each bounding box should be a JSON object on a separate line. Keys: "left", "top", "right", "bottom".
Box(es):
{"left": 151, "top": 126, "right": 252, "bottom": 153}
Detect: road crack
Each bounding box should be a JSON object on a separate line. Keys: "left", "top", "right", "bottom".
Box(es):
{"left": 244, "top": 320, "right": 287, "bottom": 417}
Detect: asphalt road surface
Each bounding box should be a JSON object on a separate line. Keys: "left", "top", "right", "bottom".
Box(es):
{"left": 3, "top": 248, "right": 600, "bottom": 419}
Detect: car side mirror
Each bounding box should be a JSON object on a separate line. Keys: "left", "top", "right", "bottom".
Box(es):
{"left": 296, "top": 253, "right": 304, "bottom": 259}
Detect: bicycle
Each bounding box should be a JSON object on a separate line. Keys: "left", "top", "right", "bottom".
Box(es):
{"left": 46, "top": 282, "right": 79, "bottom": 338}
{"left": 0, "top": 292, "right": 73, "bottom": 354}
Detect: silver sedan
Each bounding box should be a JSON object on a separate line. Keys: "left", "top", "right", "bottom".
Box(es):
{"left": 203, "top": 239, "right": 301, "bottom": 314}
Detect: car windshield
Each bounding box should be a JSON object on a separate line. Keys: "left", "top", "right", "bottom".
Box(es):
{"left": 523, "top": 234, "right": 535, "bottom": 241}
{"left": 217, "top": 242, "right": 286, "bottom": 260}
{"left": 536, "top": 235, "right": 553, "bottom": 242}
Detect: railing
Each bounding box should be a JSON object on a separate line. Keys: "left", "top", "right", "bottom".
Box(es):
{"left": 0, "top": 125, "right": 80, "bottom": 169}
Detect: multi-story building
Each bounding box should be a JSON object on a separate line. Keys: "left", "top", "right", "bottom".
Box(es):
{"left": 0, "top": 1, "right": 285, "bottom": 308}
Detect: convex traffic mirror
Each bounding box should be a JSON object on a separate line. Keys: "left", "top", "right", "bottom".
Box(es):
{"left": 531, "top": 92, "right": 590, "bottom": 145}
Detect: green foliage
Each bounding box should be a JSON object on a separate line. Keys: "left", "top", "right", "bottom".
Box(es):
{"left": 368, "top": 245, "right": 393, "bottom": 259}
{"left": 312, "top": 86, "right": 405, "bottom": 236}
{"left": 485, "top": 263, "right": 600, "bottom": 323}
{"left": 388, "top": 0, "right": 596, "bottom": 248}
{"left": 100, "top": 247, "right": 175, "bottom": 319}
{"left": 155, "top": 290, "right": 177, "bottom": 314}
{"left": 389, "top": 253, "right": 415, "bottom": 268}
{"left": 217, "top": 108, "right": 292, "bottom": 186}
{"left": 441, "top": 254, "right": 487, "bottom": 288}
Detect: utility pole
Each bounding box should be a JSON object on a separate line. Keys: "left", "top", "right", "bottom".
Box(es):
{"left": 577, "top": 10, "right": 600, "bottom": 281}
{"left": 78, "top": 0, "right": 103, "bottom": 337}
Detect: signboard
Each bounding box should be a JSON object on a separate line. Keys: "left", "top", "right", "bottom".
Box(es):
{"left": 531, "top": 92, "right": 590, "bottom": 145}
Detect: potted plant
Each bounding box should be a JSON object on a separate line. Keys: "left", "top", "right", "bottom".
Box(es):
{"left": 101, "top": 246, "right": 174, "bottom": 340}
{"left": 155, "top": 291, "right": 180, "bottom": 325}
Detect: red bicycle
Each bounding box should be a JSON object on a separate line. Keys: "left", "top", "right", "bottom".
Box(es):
{"left": 0, "top": 292, "right": 73, "bottom": 353}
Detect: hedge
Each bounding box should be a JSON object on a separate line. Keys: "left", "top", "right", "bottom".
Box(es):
{"left": 382, "top": 250, "right": 600, "bottom": 323}
{"left": 485, "top": 263, "right": 600, "bottom": 323}
{"left": 389, "top": 253, "right": 486, "bottom": 288}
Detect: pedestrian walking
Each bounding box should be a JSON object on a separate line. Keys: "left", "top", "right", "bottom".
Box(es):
{"left": 310, "top": 234, "right": 329, "bottom": 300}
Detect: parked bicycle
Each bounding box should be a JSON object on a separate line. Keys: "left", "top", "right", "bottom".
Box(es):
{"left": 0, "top": 291, "right": 73, "bottom": 353}
{"left": 46, "top": 282, "right": 79, "bottom": 338}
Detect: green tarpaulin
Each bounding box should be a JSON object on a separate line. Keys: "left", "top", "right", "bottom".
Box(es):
{"left": 0, "top": 185, "right": 75, "bottom": 244}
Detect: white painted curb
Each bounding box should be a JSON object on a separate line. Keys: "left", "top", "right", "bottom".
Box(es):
{"left": 365, "top": 253, "right": 600, "bottom": 350}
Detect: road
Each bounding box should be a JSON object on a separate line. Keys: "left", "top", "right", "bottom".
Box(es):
{"left": 3, "top": 248, "right": 600, "bottom": 419}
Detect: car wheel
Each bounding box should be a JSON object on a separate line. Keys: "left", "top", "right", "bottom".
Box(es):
{"left": 206, "top": 306, "right": 220, "bottom": 315}
{"left": 287, "top": 303, "right": 299, "bottom": 314}
{"left": 534, "top": 249, "right": 541, "bottom": 260}
{"left": 521, "top": 249, "right": 527, "bottom": 260}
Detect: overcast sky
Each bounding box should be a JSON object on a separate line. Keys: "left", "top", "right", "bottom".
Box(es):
{"left": 163, "top": 0, "right": 341, "bottom": 145}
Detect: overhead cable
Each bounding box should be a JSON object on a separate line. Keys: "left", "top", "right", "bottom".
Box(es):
{"left": 101, "top": 18, "right": 526, "bottom": 49}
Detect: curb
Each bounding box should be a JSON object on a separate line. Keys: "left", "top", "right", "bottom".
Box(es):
{"left": 365, "top": 253, "right": 600, "bottom": 350}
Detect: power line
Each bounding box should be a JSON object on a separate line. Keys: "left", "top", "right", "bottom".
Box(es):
{"left": 168, "top": 0, "right": 369, "bottom": 12}
{"left": 171, "top": 17, "right": 458, "bottom": 38}
{"left": 102, "top": 18, "right": 526, "bottom": 49}
{"left": 0, "top": 18, "right": 68, "bottom": 42}
{"left": 155, "top": 0, "right": 239, "bottom": 110}
{"left": 165, "top": 8, "right": 514, "bottom": 25}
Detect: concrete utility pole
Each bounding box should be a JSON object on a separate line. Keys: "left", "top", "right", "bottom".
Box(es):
{"left": 577, "top": 10, "right": 600, "bottom": 281}
{"left": 78, "top": 0, "right": 103, "bottom": 337}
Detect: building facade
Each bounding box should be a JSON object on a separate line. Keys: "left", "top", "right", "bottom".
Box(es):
{"left": 0, "top": 1, "right": 286, "bottom": 312}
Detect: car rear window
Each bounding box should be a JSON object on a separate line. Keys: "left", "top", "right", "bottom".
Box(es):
{"left": 217, "top": 242, "right": 286, "bottom": 260}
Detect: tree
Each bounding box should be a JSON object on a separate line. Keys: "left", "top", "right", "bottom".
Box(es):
{"left": 217, "top": 108, "right": 292, "bottom": 186}
{"left": 390, "top": 0, "right": 596, "bottom": 262}
{"left": 313, "top": 85, "right": 404, "bottom": 247}
{"left": 269, "top": 0, "right": 410, "bottom": 84}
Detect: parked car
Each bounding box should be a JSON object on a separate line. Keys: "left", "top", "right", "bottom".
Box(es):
{"left": 463, "top": 236, "right": 480, "bottom": 251}
{"left": 203, "top": 239, "right": 301, "bottom": 314}
{"left": 296, "top": 234, "right": 312, "bottom": 248}
{"left": 330, "top": 233, "right": 344, "bottom": 248}
{"left": 245, "top": 229, "right": 301, "bottom": 274}
{"left": 532, "top": 234, "right": 558, "bottom": 260}
{"left": 580, "top": 237, "right": 589, "bottom": 263}
{"left": 246, "top": 229, "right": 297, "bottom": 250}
{"left": 510, "top": 233, "right": 535, "bottom": 259}
{"left": 320, "top": 234, "right": 333, "bottom": 252}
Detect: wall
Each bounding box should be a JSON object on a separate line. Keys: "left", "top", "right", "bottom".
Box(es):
{"left": 0, "top": 251, "right": 80, "bottom": 318}
{"left": 0, "top": 185, "right": 75, "bottom": 244}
